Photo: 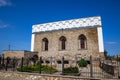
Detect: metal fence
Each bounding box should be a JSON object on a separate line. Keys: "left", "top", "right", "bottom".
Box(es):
{"left": 0, "top": 56, "right": 120, "bottom": 79}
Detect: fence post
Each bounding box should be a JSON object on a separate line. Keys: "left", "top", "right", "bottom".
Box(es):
{"left": 12, "top": 57, "right": 15, "bottom": 71}
{"left": 50, "top": 56, "right": 52, "bottom": 74}
{"left": 5, "top": 57, "right": 8, "bottom": 71}
{"left": 118, "top": 62, "right": 120, "bottom": 79}
{"left": 21, "top": 57, "right": 24, "bottom": 72}
{"left": 2, "top": 55, "right": 5, "bottom": 68}
{"left": 90, "top": 55, "right": 93, "bottom": 77}
{"left": 39, "top": 57, "right": 42, "bottom": 74}
{"left": 75, "top": 55, "right": 77, "bottom": 66}
{"left": 0, "top": 56, "right": 1, "bottom": 67}
{"left": 118, "top": 56, "right": 120, "bottom": 79}
{"left": 62, "top": 56, "right": 64, "bottom": 75}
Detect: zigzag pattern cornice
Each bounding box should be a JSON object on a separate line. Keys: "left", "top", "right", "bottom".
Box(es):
{"left": 32, "top": 16, "right": 101, "bottom": 33}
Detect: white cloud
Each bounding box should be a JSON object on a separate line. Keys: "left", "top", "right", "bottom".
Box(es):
{"left": 106, "top": 42, "right": 118, "bottom": 45}
{"left": 0, "top": 0, "right": 12, "bottom": 7}
{"left": 0, "top": 20, "right": 8, "bottom": 29}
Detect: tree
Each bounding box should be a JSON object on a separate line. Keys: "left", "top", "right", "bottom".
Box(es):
{"left": 116, "top": 55, "right": 120, "bottom": 61}
{"left": 104, "top": 50, "right": 114, "bottom": 60}
{"left": 104, "top": 50, "right": 108, "bottom": 59}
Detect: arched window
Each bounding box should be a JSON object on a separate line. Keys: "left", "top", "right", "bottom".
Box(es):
{"left": 59, "top": 36, "right": 66, "bottom": 50}
{"left": 78, "top": 34, "right": 87, "bottom": 49}
{"left": 42, "top": 38, "right": 48, "bottom": 51}
{"left": 32, "top": 55, "right": 38, "bottom": 63}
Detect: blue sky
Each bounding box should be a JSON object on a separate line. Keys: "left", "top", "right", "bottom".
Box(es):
{"left": 0, "top": 0, "right": 120, "bottom": 56}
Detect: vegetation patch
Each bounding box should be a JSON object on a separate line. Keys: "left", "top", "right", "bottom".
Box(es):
{"left": 17, "top": 61, "right": 57, "bottom": 73}
{"left": 64, "top": 66, "right": 79, "bottom": 73}
{"left": 77, "top": 58, "right": 88, "bottom": 67}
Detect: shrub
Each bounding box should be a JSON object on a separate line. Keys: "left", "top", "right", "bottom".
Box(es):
{"left": 77, "top": 58, "right": 88, "bottom": 67}
{"left": 64, "top": 66, "right": 79, "bottom": 73}
{"left": 32, "top": 61, "right": 57, "bottom": 73}
{"left": 17, "top": 66, "right": 21, "bottom": 71}
{"left": 32, "top": 65, "right": 39, "bottom": 71}
{"left": 41, "top": 65, "right": 57, "bottom": 73}
{"left": 17, "top": 65, "right": 34, "bottom": 72}
{"left": 17, "top": 62, "right": 57, "bottom": 73}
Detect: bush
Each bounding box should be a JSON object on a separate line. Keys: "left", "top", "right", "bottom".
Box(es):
{"left": 17, "top": 65, "right": 34, "bottom": 72}
{"left": 17, "top": 61, "right": 57, "bottom": 73}
{"left": 77, "top": 58, "right": 88, "bottom": 67}
{"left": 32, "top": 61, "right": 57, "bottom": 73}
{"left": 64, "top": 66, "right": 79, "bottom": 73}
{"left": 17, "top": 66, "right": 20, "bottom": 71}
{"left": 32, "top": 65, "right": 39, "bottom": 71}
{"left": 41, "top": 65, "right": 57, "bottom": 73}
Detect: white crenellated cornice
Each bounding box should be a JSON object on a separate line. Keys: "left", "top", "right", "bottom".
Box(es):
{"left": 32, "top": 16, "right": 102, "bottom": 33}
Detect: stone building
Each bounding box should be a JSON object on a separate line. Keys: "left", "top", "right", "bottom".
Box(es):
{"left": 2, "top": 50, "right": 38, "bottom": 59}
{"left": 31, "top": 16, "right": 104, "bottom": 61}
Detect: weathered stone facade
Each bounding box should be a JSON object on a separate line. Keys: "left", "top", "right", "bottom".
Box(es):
{"left": 34, "top": 28, "right": 100, "bottom": 59}
{"left": 2, "top": 50, "right": 25, "bottom": 58}
{"left": 31, "top": 16, "right": 104, "bottom": 60}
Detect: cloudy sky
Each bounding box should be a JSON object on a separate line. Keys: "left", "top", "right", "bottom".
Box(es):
{"left": 0, "top": 0, "right": 120, "bottom": 55}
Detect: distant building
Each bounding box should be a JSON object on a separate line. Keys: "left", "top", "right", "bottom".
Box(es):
{"left": 31, "top": 16, "right": 104, "bottom": 61}
{"left": 2, "top": 50, "right": 38, "bottom": 59}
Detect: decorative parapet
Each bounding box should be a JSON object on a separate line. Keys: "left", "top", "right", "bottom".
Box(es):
{"left": 32, "top": 16, "right": 101, "bottom": 33}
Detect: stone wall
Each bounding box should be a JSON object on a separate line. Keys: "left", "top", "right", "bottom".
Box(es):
{"left": 34, "top": 27, "right": 102, "bottom": 59}
{"left": 2, "top": 50, "right": 25, "bottom": 58}
{"left": 2, "top": 50, "right": 38, "bottom": 59}
{"left": 24, "top": 51, "right": 38, "bottom": 59}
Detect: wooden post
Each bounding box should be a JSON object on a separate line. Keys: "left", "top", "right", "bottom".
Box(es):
{"left": 90, "top": 55, "right": 93, "bottom": 77}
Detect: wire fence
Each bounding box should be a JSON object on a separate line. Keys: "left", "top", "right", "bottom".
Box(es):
{"left": 0, "top": 55, "right": 120, "bottom": 79}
